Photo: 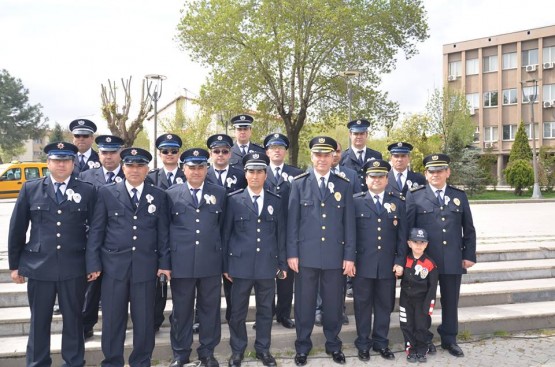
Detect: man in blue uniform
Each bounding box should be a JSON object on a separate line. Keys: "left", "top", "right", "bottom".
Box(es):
{"left": 288, "top": 136, "right": 356, "bottom": 366}
{"left": 8, "top": 142, "right": 96, "bottom": 367}
{"left": 223, "top": 152, "right": 286, "bottom": 367}
{"left": 263, "top": 133, "right": 303, "bottom": 330}
{"left": 339, "top": 119, "right": 382, "bottom": 193}
{"left": 166, "top": 148, "right": 227, "bottom": 367}
{"left": 228, "top": 114, "right": 265, "bottom": 169}
{"left": 353, "top": 159, "right": 407, "bottom": 362}
{"left": 86, "top": 147, "right": 171, "bottom": 367}
{"left": 387, "top": 142, "right": 426, "bottom": 197}
{"left": 70, "top": 118, "right": 100, "bottom": 175}
{"left": 406, "top": 154, "right": 476, "bottom": 358}
{"left": 79, "top": 134, "right": 125, "bottom": 340}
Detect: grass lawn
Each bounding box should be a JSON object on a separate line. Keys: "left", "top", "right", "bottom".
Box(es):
{"left": 469, "top": 190, "right": 555, "bottom": 200}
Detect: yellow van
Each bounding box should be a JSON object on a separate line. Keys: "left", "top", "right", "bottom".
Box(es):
{"left": 0, "top": 161, "right": 50, "bottom": 199}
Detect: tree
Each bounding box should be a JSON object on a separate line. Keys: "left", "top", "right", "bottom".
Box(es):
{"left": 508, "top": 121, "right": 532, "bottom": 162}
{"left": 0, "top": 69, "right": 48, "bottom": 163}
{"left": 449, "top": 148, "right": 488, "bottom": 195}
{"left": 505, "top": 159, "right": 534, "bottom": 196}
{"left": 49, "top": 122, "right": 66, "bottom": 142}
{"left": 538, "top": 146, "right": 555, "bottom": 191}
{"left": 177, "top": 0, "right": 429, "bottom": 166}
{"left": 100, "top": 77, "right": 153, "bottom": 147}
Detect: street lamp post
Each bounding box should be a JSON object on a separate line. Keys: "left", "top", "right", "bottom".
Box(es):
{"left": 339, "top": 70, "right": 362, "bottom": 122}
{"left": 521, "top": 79, "right": 542, "bottom": 199}
{"left": 145, "top": 74, "right": 166, "bottom": 168}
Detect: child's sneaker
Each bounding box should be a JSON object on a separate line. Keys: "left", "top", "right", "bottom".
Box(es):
{"left": 416, "top": 353, "right": 427, "bottom": 362}
{"left": 407, "top": 353, "right": 418, "bottom": 363}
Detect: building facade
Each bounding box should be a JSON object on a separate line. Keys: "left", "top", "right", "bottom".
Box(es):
{"left": 443, "top": 25, "right": 555, "bottom": 183}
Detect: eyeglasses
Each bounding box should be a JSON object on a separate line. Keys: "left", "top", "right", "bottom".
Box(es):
{"left": 161, "top": 149, "right": 179, "bottom": 155}
{"left": 74, "top": 134, "right": 91, "bottom": 139}
{"left": 212, "top": 149, "right": 230, "bottom": 155}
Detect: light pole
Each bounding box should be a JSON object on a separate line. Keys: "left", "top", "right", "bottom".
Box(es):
{"left": 340, "top": 70, "right": 362, "bottom": 122}
{"left": 145, "top": 74, "right": 166, "bottom": 168}
{"left": 521, "top": 79, "right": 542, "bottom": 199}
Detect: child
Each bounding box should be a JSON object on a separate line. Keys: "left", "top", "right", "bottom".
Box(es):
{"left": 398, "top": 228, "right": 439, "bottom": 363}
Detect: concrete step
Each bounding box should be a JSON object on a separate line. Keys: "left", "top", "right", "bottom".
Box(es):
{"left": 464, "top": 258, "right": 555, "bottom": 283}
{"left": 1, "top": 300, "right": 554, "bottom": 367}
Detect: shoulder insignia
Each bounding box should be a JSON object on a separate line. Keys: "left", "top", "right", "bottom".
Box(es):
{"left": 332, "top": 171, "right": 350, "bottom": 182}
{"left": 448, "top": 184, "right": 465, "bottom": 193}
{"left": 410, "top": 185, "right": 425, "bottom": 192}
{"left": 227, "top": 188, "right": 244, "bottom": 197}
{"left": 265, "top": 190, "right": 281, "bottom": 198}
{"left": 387, "top": 191, "right": 405, "bottom": 201}
{"left": 293, "top": 171, "right": 309, "bottom": 180}
{"left": 353, "top": 192, "right": 365, "bottom": 198}
{"left": 148, "top": 168, "right": 159, "bottom": 173}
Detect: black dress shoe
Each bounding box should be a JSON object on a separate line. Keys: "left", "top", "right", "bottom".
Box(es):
{"left": 428, "top": 342, "right": 437, "bottom": 354}
{"left": 169, "top": 359, "right": 190, "bottom": 367}
{"left": 357, "top": 349, "right": 370, "bottom": 361}
{"left": 192, "top": 322, "right": 200, "bottom": 333}
{"left": 326, "top": 350, "right": 346, "bottom": 364}
{"left": 199, "top": 355, "right": 219, "bottom": 367}
{"left": 278, "top": 317, "right": 295, "bottom": 329}
{"left": 294, "top": 353, "right": 307, "bottom": 366}
{"left": 441, "top": 343, "right": 464, "bottom": 357}
{"left": 84, "top": 330, "right": 94, "bottom": 340}
{"left": 373, "top": 347, "right": 395, "bottom": 360}
{"left": 228, "top": 353, "right": 243, "bottom": 367}
{"left": 255, "top": 352, "right": 277, "bottom": 367}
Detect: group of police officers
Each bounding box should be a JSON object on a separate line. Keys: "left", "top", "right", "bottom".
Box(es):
{"left": 8, "top": 115, "right": 476, "bottom": 367}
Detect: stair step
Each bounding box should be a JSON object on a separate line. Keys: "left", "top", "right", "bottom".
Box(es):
{"left": 464, "top": 258, "right": 555, "bottom": 283}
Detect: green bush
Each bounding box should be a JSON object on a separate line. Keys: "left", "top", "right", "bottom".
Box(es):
{"left": 504, "top": 159, "right": 534, "bottom": 196}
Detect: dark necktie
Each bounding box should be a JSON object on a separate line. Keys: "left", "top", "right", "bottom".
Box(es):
{"left": 357, "top": 150, "right": 364, "bottom": 165}
{"left": 436, "top": 189, "right": 444, "bottom": 206}
{"left": 131, "top": 188, "right": 139, "bottom": 207}
{"left": 240, "top": 145, "right": 247, "bottom": 155}
{"left": 106, "top": 171, "right": 115, "bottom": 184}
{"left": 216, "top": 169, "right": 225, "bottom": 186}
{"left": 397, "top": 172, "right": 403, "bottom": 191}
{"left": 167, "top": 172, "right": 174, "bottom": 187}
{"left": 274, "top": 167, "right": 281, "bottom": 183}
{"left": 78, "top": 154, "right": 86, "bottom": 170}
{"left": 54, "top": 182, "right": 65, "bottom": 204}
{"left": 374, "top": 195, "right": 382, "bottom": 213}
{"left": 191, "top": 188, "right": 200, "bottom": 207}
{"left": 319, "top": 177, "right": 326, "bottom": 199}
{"left": 253, "top": 195, "right": 260, "bottom": 216}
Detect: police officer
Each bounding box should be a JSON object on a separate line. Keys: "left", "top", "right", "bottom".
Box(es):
{"left": 353, "top": 159, "right": 407, "bottom": 362}
{"left": 287, "top": 136, "right": 356, "bottom": 366}
{"left": 332, "top": 141, "right": 361, "bottom": 194}
{"left": 148, "top": 133, "right": 186, "bottom": 188}
{"left": 206, "top": 133, "right": 247, "bottom": 323}
{"left": 339, "top": 119, "right": 382, "bottom": 192}
{"left": 223, "top": 152, "right": 286, "bottom": 367}
{"left": 79, "top": 134, "right": 125, "bottom": 340}
{"left": 70, "top": 118, "right": 100, "bottom": 174}
{"left": 405, "top": 154, "right": 476, "bottom": 358}
{"left": 229, "top": 114, "right": 265, "bottom": 169}
{"left": 263, "top": 133, "right": 303, "bottom": 330}
{"left": 86, "top": 147, "right": 171, "bottom": 367}
{"left": 8, "top": 142, "right": 96, "bottom": 367}
{"left": 167, "top": 148, "right": 226, "bottom": 367}
{"left": 387, "top": 142, "right": 426, "bottom": 196}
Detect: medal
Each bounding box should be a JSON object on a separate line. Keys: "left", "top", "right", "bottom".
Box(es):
{"left": 390, "top": 203, "right": 396, "bottom": 211}
{"left": 420, "top": 267, "right": 429, "bottom": 279}
{"left": 268, "top": 205, "right": 274, "bottom": 215}
{"left": 454, "top": 198, "right": 460, "bottom": 206}
{"left": 334, "top": 192, "right": 342, "bottom": 201}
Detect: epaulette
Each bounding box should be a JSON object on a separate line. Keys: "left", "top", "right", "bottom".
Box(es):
{"left": 293, "top": 172, "right": 309, "bottom": 180}
{"left": 148, "top": 168, "right": 160, "bottom": 174}
{"left": 332, "top": 171, "right": 350, "bottom": 182}
{"left": 410, "top": 185, "right": 425, "bottom": 192}
{"left": 74, "top": 178, "right": 94, "bottom": 186}
{"left": 251, "top": 142, "right": 264, "bottom": 150}
{"left": 448, "top": 184, "right": 465, "bottom": 193}
{"left": 265, "top": 190, "right": 281, "bottom": 198}
{"left": 148, "top": 184, "right": 166, "bottom": 193}
{"left": 353, "top": 192, "right": 365, "bottom": 198}
{"left": 387, "top": 190, "right": 405, "bottom": 201}
{"left": 227, "top": 188, "right": 244, "bottom": 197}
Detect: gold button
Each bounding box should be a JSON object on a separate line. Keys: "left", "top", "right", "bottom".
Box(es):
{"left": 322, "top": 214, "right": 327, "bottom": 218}
{"left": 56, "top": 233, "right": 61, "bottom": 238}
{"left": 57, "top": 222, "right": 61, "bottom": 226}
{"left": 377, "top": 227, "right": 381, "bottom": 231}
{"left": 37, "top": 206, "right": 41, "bottom": 209}
{"left": 443, "top": 229, "right": 446, "bottom": 232}
{"left": 133, "top": 236, "right": 137, "bottom": 240}
{"left": 115, "top": 213, "right": 118, "bottom": 216}
{"left": 378, "top": 246, "right": 381, "bottom": 250}
{"left": 195, "top": 241, "right": 199, "bottom": 245}
{"left": 276, "top": 186, "right": 280, "bottom": 190}
{"left": 196, "top": 219, "right": 200, "bottom": 223}
{"left": 257, "top": 238, "right": 261, "bottom": 242}
{"left": 256, "top": 248, "right": 260, "bottom": 252}
{"left": 378, "top": 236, "right": 382, "bottom": 240}
{"left": 132, "top": 247, "right": 136, "bottom": 251}
{"left": 196, "top": 209, "right": 200, "bottom": 213}
{"left": 196, "top": 230, "right": 200, "bottom": 234}
{"left": 443, "top": 241, "right": 447, "bottom": 245}
{"left": 133, "top": 216, "right": 137, "bottom": 220}
{"left": 442, "top": 218, "right": 445, "bottom": 221}
{"left": 257, "top": 228, "right": 261, "bottom": 232}
{"left": 322, "top": 226, "right": 326, "bottom": 230}
{"left": 58, "top": 210, "right": 62, "bottom": 214}
{"left": 175, "top": 212, "right": 179, "bottom": 215}
{"left": 133, "top": 226, "right": 137, "bottom": 230}
{"left": 321, "top": 203, "right": 325, "bottom": 207}
{"left": 377, "top": 218, "right": 381, "bottom": 222}
{"left": 56, "top": 245, "right": 61, "bottom": 249}
{"left": 322, "top": 237, "right": 325, "bottom": 241}
{"left": 258, "top": 219, "right": 261, "bottom": 223}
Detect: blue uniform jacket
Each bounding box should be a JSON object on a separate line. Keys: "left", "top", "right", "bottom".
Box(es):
{"left": 86, "top": 181, "right": 170, "bottom": 283}
{"left": 8, "top": 177, "right": 96, "bottom": 281}
{"left": 223, "top": 189, "right": 286, "bottom": 279}
{"left": 264, "top": 164, "right": 304, "bottom": 207}
{"left": 73, "top": 149, "right": 100, "bottom": 175}
{"left": 406, "top": 185, "right": 477, "bottom": 274}
{"left": 206, "top": 165, "right": 247, "bottom": 193}
{"left": 340, "top": 147, "right": 383, "bottom": 192}
{"left": 387, "top": 170, "right": 426, "bottom": 197}
{"left": 354, "top": 191, "right": 407, "bottom": 279}
{"left": 333, "top": 166, "right": 362, "bottom": 194}
{"left": 147, "top": 167, "right": 187, "bottom": 189}
{"left": 229, "top": 142, "right": 265, "bottom": 169}
{"left": 287, "top": 171, "right": 356, "bottom": 269}
{"left": 167, "top": 182, "right": 227, "bottom": 278}
{"left": 79, "top": 166, "right": 125, "bottom": 187}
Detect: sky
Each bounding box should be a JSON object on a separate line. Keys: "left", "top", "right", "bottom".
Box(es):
{"left": 1, "top": 0, "right": 555, "bottom": 134}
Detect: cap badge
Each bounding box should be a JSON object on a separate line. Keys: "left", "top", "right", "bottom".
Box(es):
{"left": 432, "top": 155, "right": 439, "bottom": 161}
{"left": 193, "top": 150, "right": 199, "bottom": 156}
{"left": 167, "top": 134, "right": 172, "bottom": 139}
{"left": 57, "top": 143, "right": 65, "bottom": 149}
{"left": 318, "top": 137, "right": 325, "bottom": 143}
{"left": 252, "top": 153, "right": 259, "bottom": 159}
{"left": 217, "top": 135, "right": 223, "bottom": 140}
{"left": 274, "top": 133, "right": 279, "bottom": 138}
{"left": 240, "top": 115, "right": 246, "bottom": 120}
{"left": 418, "top": 229, "right": 424, "bottom": 237}
{"left": 397, "top": 142, "right": 402, "bottom": 147}
{"left": 106, "top": 137, "right": 112, "bottom": 143}
{"left": 373, "top": 161, "right": 380, "bottom": 167}
{"left": 78, "top": 120, "right": 85, "bottom": 125}
{"left": 131, "top": 149, "right": 137, "bottom": 156}
{"left": 356, "top": 120, "right": 361, "bottom": 124}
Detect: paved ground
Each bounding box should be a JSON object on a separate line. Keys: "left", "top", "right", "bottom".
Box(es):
{"left": 149, "top": 330, "right": 555, "bottom": 367}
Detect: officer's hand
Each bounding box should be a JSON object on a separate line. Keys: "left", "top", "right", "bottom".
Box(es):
{"left": 11, "top": 270, "right": 25, "bottom": 284}
{"left": 287, "top": 258, "right": 299, "bottom": 273}
{"left": 343, "top": 261, "right": 355, "bottom": 277}
{"left": 224, "top": 273, "right": 233, "bottom": 282}
{"left": 87, "top": 271, "right": 101, "bottom": 282}
{"left": 462, "top": 260, "right": 475, "bottom": 269}
{"left": 281, "top": 271, "right": 287, "bottom": 279}
{"left": 393, "top": 265, "right": 404, "bottom": 277}
{"left": 157, "top": 269, "right": 171, "bottom": 281}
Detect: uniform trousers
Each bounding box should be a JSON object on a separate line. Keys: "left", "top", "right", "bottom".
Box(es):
{"left": 27, "top": 277, "right": 86, "bottom": 367}
{"left": 436, "top": 274, "right": 462, "bottom": 344}
{"left": 353, "top": 277, "right": 396, "bottom": 351}
{"left": 170, "top": 276, "right": 221, "bottom": 361}
{"left": 229, "top": 278, "right": 275, "bottom": 354}
{"left": 82, "top": 275, "right": 102, "bottom": 333}
{"left": 273, "top": 267, "right": 294, "bottom": 320}
{"left": 399, "top": 295, "right": 431, "bottom": 355}
{"left": 100, "top": 272, "right": 156, "bottom": 367}
{"left": 294, "top": 267, "right": 343, "bottom": 354}
{"left": 223, "top": 276, "right": 233, "bottom": 322}
{"left": 154, "top": 280, "right": 167, "bottom": 330}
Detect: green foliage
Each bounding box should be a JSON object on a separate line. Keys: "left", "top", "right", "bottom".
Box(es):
{"left": 0, "top": 69, "right": 48, "bottom": 163}
{"left": 133, "top": 130, "right": 150, "bottom": 151}
{"left": 177, "top": 0, "right": 429, "bottom": 165}
{"left": 450, "top": 148, "right": 488, "bottom": 195}
{"left": 49, "top": 122, "right": 66, "bottom": 143}
{"left": 478, "top": 148, "right": 498, "bottom": 188}
{"left": 538, "top": 146, "right": 555, "bottom": 191}
{"left": 504, "top": 159, "right": 534, "bottom": 196}
{"left": 508, "top": 121, "right": 532, "bottom": 162}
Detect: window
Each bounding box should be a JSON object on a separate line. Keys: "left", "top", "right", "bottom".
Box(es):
{"left": 522, "top": 49, "right": 539, "bottom": 66}
{"left": 525, "top": 123, "right": 539, "bottom": 139}
{"left": 503, "top": 124, "right": 517, "bottom": 140}
{"left": 448, "top": 61, "right": 462, "bottom": 77}
{"left": 24, "top": 167, "right": 40, "bottom": 180}
{"left": 484, "top": 126, "right": 498, "bottom": 142}
{"left": 483, "top": 55, "right": 498, "bottom": 72}
{"left": 502, "top": 52, "right": 517, "bottom": 69}
{"left": 502, "top": 89, "right": 517, "bottom": 105}
{"left": 1, "top": 168, "right": 21, "bottom": 181}
{"left": 522, "top": 86, "right": 538, "bottom": 103}
{"left": 484, "top": 91, "right": 498, "bottom": 107}
{"left": 544, "top": 46, "right": 555, "bottom": 63}
{"left": 544, "top": 121, "right": 555, "bottom": 138}
{"left": 543, "top": 84, "right": 555, "bottom": 102}
{"left": 466, "top": 93, "right": 479, "bottom": 109}
{"left": 42, "top": 167, "right": 50, "bottom": 177}
{"left": 466, "top": 59, "right": 479, "bottom": 75}
{"left": 473, "top": 127, "right": 479, "bottom": 142}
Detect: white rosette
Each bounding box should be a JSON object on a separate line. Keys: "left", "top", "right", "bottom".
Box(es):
{"left": 328, "top": 182, "right": 334, "bottom": 193}
{"left": 115, "top": 176, "right": 123, "bottom": 183}
{"left": 204, "top": 194, "right": 211, "bottom": 204}
{"left": 444, "top": 195, "right": 451, "bottom": 205}
{"left": 87, "top": 161, "right": 95, "bottom": 169}
{"left": 66, "top": 188, "right": 75, "bottom": 201}
{"left": 281, "top": 172, "right": 289, "bottom": 181}
{"left": 94, "top": 162, "right": 100, "bottom": 168}
{"left": 406, "top": 180, "right": 412, "bottom": 188}
{"left": 146, "top": 194, "right": 154, "bottom": 204}
{"left": 268, "top": 205, "right": 274, "bottom": 215}
{"left": 72, "top": 193, "right": 82, "bottom": 203}
{"left": 226, "top": 176, "right": 237, "bottom": 188}
{"left": 384, "top": 202, "right": 391, "bottom": 213}
{"left": 176, "top": 177, "right": 184, "bottom": 184}
{"left": 148, "top": 204, "right": 157, "bottom": 213}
